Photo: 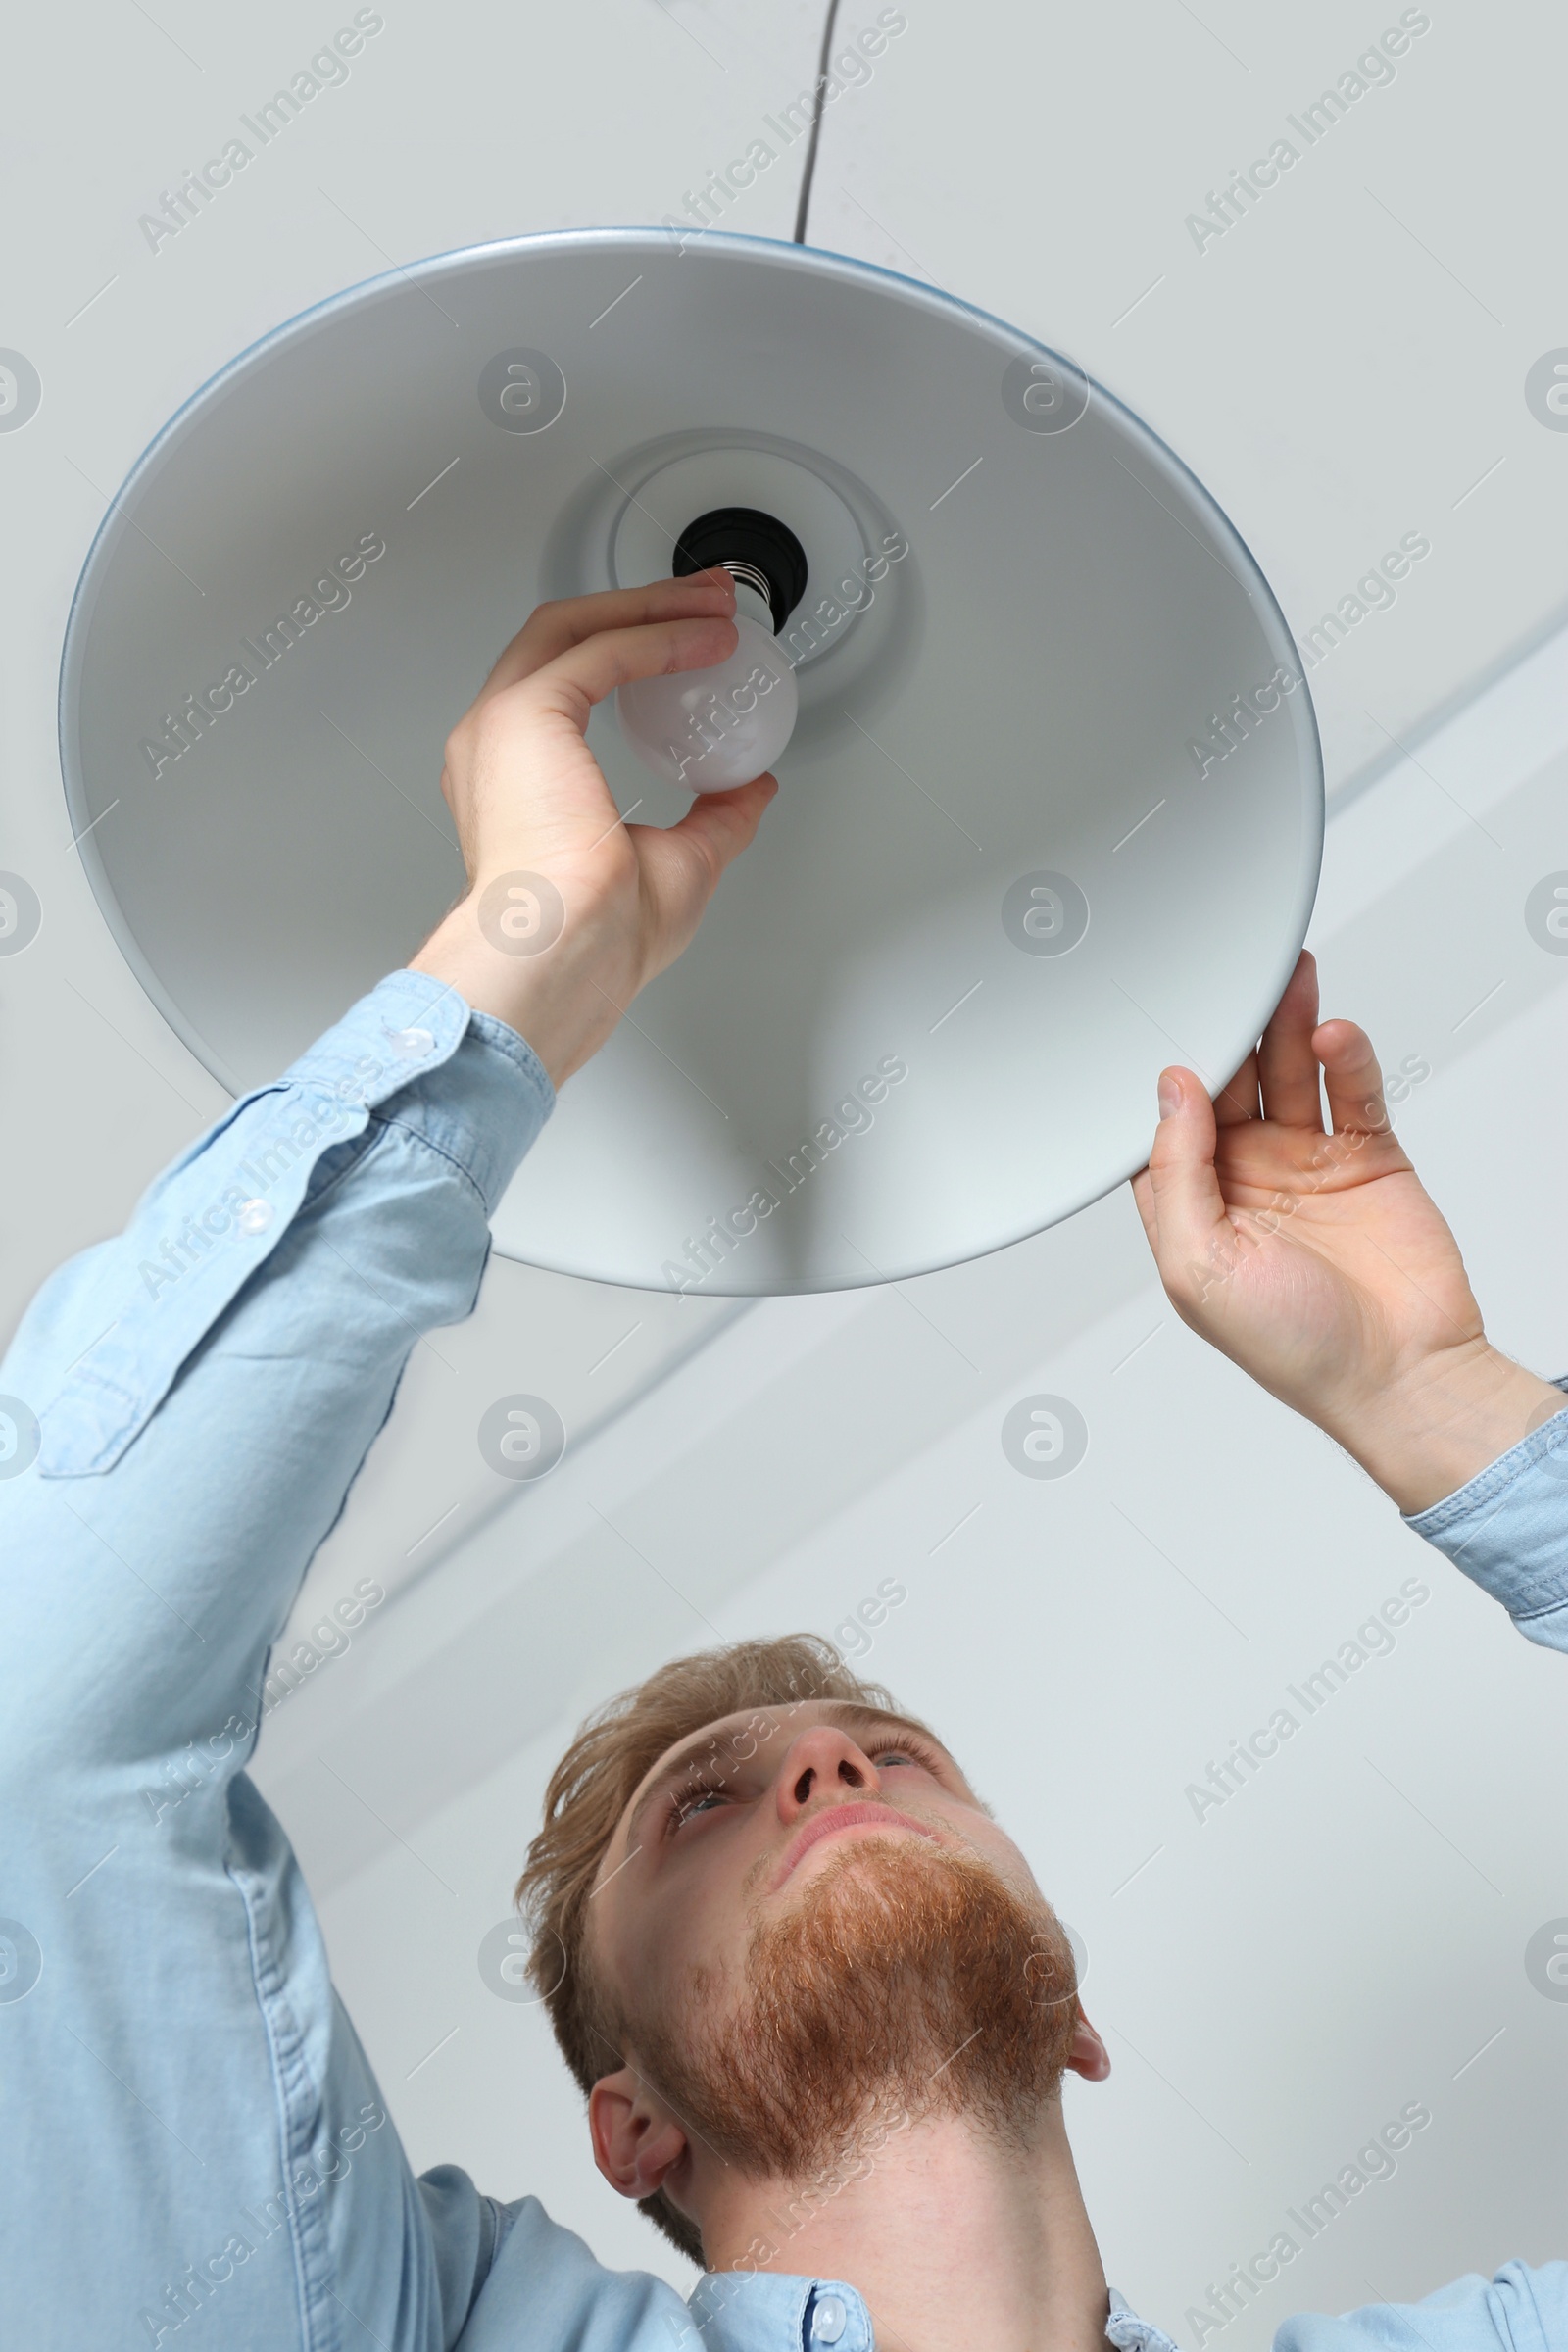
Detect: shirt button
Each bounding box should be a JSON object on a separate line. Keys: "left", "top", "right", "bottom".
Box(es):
{"left": 237, "top": 1200, "right": 273, "bottom": 1236}
{"left": 810, "top": 2294, "right": 847, "bottom": 2345}
{"left": 387, "top": 1026, "right": 434, "bottom": 1059}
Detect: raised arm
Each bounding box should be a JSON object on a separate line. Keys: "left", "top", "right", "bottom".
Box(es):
{"left": 1134, "top": 951, "right": 1568, "bottom": 1643}
{"left": 0, "top": 573, "right": 768, "bottom": 2350}
{"left": 5, "top": 571, "right": 764, "bottom": 1779}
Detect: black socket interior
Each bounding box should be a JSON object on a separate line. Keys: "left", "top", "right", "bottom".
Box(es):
{"left": 671, "top": 507, "right": 809, "bottom": 634}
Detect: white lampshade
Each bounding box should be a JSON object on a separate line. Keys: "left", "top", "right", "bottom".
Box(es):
{"left": 61, "top": 229, "right": 1321, "bottom": 1296}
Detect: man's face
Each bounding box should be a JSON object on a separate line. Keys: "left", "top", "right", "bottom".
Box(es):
{"left": 587, "top": 1700, "right": 1104, "bottom": 2186}
{"left": 594, "top": 1700, "right": 1035, "bottom": 2008}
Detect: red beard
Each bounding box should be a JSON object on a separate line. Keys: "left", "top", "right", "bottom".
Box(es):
{"left": 632, "top": 1833, "right": 1081, "bottom": 2180}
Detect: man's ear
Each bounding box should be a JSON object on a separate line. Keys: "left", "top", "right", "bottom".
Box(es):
{"left": 589, "top": 2067, "right": 690, "bottom": 2201}
{"left": 1064, "top": 2005, "right": 1110, "bottom": 2082}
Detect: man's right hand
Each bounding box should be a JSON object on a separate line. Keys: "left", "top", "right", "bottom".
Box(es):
{"left": 1133, "top": 951, "right": 1563, "bottom": 1514}
{"left": 411, "top": 571, "right": 776, "bottom": 1086}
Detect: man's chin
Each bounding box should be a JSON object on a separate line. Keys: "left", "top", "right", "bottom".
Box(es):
{"left": 781, "top": 1824, "right": 1035, "bottom": 1936}
{"left": 638, "top": 1834, "right": 1081, "bottom": 2180}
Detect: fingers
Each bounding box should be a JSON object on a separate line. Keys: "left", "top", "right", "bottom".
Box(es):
{"left": 1315, "top": 1018, "right": 1391, "bottom": 1139}
{"left": 1213, "top": 1047, "right": 1260, "bottom": 1126}
{"left": 656, "top": 774, "right": 779, "bottom": 885}
{"left": 628, "top": 781, "right": 779, "bottom": 965}
{"left": 1257, "top": 951, "right": 1325, "bottom": 1131}
{"left": 1131, "top": 1067, "right": 1231, "bottom": 1296}
{"left": 480, "top": 572, "right": 737, "bottom": 700}
{"left": 522, "top": 612, "right": 741, "bottom": 727}
{"left": 1215, "top": 950, "right": 1323, "bottom": 1131}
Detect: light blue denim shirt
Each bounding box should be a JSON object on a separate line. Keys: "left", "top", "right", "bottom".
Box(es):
{"left": 1, "top": 971, "right": 1563, "bottom": 2351}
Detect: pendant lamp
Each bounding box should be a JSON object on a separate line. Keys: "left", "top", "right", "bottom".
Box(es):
{"left": 60, "top": 229, "right": 1322, "bottom": 1296}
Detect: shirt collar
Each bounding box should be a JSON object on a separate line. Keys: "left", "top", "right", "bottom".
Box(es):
{"left": 687, "top": 2273, "right": 873, "bottom": 2352}
{"left": 1106, "top": 2287, "right": 1183, "bottom": 2352}
{"left": 686, "top": 2272, "right": 1179, "bottom": 2352}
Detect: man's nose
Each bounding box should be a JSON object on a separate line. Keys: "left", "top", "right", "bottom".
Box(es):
{"left": 774, "top": 1726, "right": 882, "bottom": 1821}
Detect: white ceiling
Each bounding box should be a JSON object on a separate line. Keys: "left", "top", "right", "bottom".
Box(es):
{"left": 5, "top": 0, "right": 1567, "bottom": 2336}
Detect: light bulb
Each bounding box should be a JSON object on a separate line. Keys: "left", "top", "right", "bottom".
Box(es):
{"left": 616, "top": 610, "right": 799, "bottom": 792}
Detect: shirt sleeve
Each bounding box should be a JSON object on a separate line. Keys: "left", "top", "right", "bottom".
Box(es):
{"left": 1273, "top": 2258, "right": 1568, "bottom": 2350}
{"left": 0, "top": 968, "right": 554, "bottom": 2351}
{"left": 0, "top": 966, "right": 553, "bottom": 1745}
{"left": 1402, "top": 1378, "right": 1568, "bottom": 1653}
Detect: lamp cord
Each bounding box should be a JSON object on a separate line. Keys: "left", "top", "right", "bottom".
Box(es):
{"left": 792, "top": 0, "right": 845, "bottom": 244}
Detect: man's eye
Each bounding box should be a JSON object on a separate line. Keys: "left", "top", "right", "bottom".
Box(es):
{"left": 873, "top": 1750, "right": 918, "bottom": 1769}
{"left": 671, "top": 1787, "right": 727, "bottom": 1830}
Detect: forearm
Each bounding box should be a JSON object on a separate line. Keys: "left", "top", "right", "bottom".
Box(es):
{"left": 0, "top": 969, "right": 552, "bottom": 1774}
{"left": 1399, "top": 1370, "right": 1568, "bottom": 1651}
{"left": 1320, "top": 1340, "right": 1567, "bottom": 1518}
{"left": 411, "top": 886, "right": 621, "bottom": 1089}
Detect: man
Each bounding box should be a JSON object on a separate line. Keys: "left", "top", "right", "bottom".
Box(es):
{"left": 1, "top": 573, "right": 1562, "bottom": 2350}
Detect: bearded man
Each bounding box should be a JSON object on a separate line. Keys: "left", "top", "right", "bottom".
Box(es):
{"left": 3, "top": 576, "right": 1564, "bottom": 2351}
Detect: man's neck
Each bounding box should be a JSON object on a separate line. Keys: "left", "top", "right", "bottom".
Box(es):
{"left": 694, "top": 2101, "right": 1108, "bottom": 2352}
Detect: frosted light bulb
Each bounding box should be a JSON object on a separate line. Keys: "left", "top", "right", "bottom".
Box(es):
{"left": 616, "top": 611, "right": 798, "bottom": 792}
